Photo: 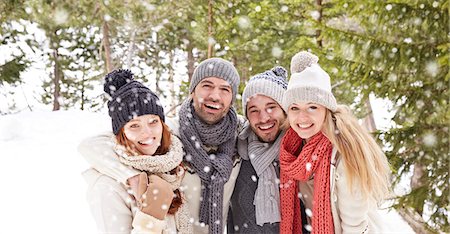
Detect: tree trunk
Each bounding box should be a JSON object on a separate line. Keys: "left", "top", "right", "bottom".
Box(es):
{"left": 362, "top": 98, "right": 377, "bottom": 132}
{"left": 207, "top": 0, "right": 213, "bottom": 58}
{"left": 103, "top": 21, "right": 113, "bottom": 73}
{"left": 410, "top": 163, "right": 425, "bottom": 215}
{"left": 397, "top": 207, "right": 430, "bottom": 234}
{"left": 52, "top": 39, "right": 61, "bottom": 111}
{"left": 187, "top": 40, "right": 195, "bottom": 82}
{"left": 315, "top": 0, "right": 323, "bottom": 47}
{"left": 80, "top": 65, "right": 86, "bottom": 111}
{"left": 167, "top": 50, "right": 176, "bottom": 117}
{"left": 126, "top": 29, "right": 136, "bottom": 69}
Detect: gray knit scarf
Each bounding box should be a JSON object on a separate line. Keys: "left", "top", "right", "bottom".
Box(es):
{"left": 114, "top": 135, "right": 193, "bottom": 234}
{"left": 237, "top": 121, "right": 284, "bottom": 226}
{"left": 178, "top": 98, "right": 237, "bottom": 234}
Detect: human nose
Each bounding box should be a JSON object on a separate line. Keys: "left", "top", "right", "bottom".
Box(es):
{"left": 139, "top": 124, "right": 152, "bottom": 137}
{"left": 208, "top": 88, "right": 221, "bottom": 101}
{"left": 259, "top": 110, "right": 270, "bottom": 123}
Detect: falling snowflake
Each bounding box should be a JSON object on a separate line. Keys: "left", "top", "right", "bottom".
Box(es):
{"left": 237, "top": 16, "right": 251, "bottom": 29}
{"left": 251, "top": 175, "right": 257, "bottom": 182}
{"left": 255, "top": 6, "right": 261, "bottom": 12}
{"left": 281, "top": 5, "right": 289, "bottom": 12}
{"left": 385, "top": 4, "right": 393, "bottom": 11}
{"left": 388, "top": 73, "right": 397, "bottom": 82}
{"left": 203, "top": 166, "right": 211, "bottom": 173}
{"left": 305, "top": 224, "right": 312, "bottom": 231}
{"left": 208, "top": 37, "right": 216, "bottom": 46}
{"left": 272, "top": 46, "right": 283, "bottom": 58}
{"left": 104, "top": 14, "right": 111, "bottom": 21}
{"left": 305, "top": 208, "right": 313, "bottom": 217}
{"left": 310, "top": 10, "right": 320, "bottom": 20}
{"left": 54, "top": 8, "right": 69, "bottom": 25}
{"left": 425, "top": 60, "right": 439, "bottom": 77}
{"left": 306, "top": 162, "right": 312, "bottom": 171}
{"left": 403, "top": 38, "right": 413, "bottom": 43}
{"left": 423, "top": 133, "right": 436, "bottom": 147}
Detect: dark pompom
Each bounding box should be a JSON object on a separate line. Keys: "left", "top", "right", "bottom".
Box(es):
{"left": 104, "top": 69, "right": 134, "bottom": 96}
{"left": 271, "top": 66, "right": 288, "bottom": 79}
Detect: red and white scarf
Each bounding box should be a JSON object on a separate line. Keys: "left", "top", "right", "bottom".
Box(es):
{"left": 279, "top": 128, "right": 334, "bottom": 234}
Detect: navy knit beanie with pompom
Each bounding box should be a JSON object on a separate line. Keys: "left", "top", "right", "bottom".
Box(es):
{"left": 104, "top": 69, "right": 165, "bottom": 135}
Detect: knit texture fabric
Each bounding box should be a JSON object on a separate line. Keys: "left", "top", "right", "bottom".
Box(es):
{"left": 104, "top": 69, "right": 165, "bottom": 135}
{"left": 189, "top": 57, "right": 240, "bottom": 102}
{"left": 114, "top": 135, "right": 193, "bottom": 234}
{"left": 178, "top": 97, "right": 238, "bottom": 234}
{"left": 237, "top": 121, "right": 283, "bottom": 226}
{"left": 282, "top": 51, "right": 337, "bottom": 112}
{"left": 279, "top": 128, "right": 334, "bottom": 234}
{"left": 241, "top": 66, "right": 288, "bottom": 115}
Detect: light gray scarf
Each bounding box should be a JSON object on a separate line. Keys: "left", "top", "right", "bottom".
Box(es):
{"left": 114, "top": 135, "right": 193, "bottom": 234}
{"left": 178, "top": 98, "right": 237, "bottom": 234}
{"left": 237, "top": 121, "right": 283, "bottom": 226}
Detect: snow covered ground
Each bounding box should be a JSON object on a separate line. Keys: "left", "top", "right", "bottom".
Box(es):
{"left": 0, "top": 110, "right": 415, "bottom": 233}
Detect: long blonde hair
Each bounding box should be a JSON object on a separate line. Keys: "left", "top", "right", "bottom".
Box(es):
{"left": 322, "top": 105, "right": 391, "bottom": 202}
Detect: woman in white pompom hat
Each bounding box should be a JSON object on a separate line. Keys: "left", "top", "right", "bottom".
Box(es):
{"left": 279, "top": 51, "right": 391, "bottom": 234}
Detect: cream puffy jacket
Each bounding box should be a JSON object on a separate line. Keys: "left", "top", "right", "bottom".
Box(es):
{"left": 298, "top": 148, "right": 386, "bottom": 234}
{"left": 79, "top": 117, "right": 244, "bottom": 234}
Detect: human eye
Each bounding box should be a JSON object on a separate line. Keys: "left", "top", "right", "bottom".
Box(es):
{"left": 130, "top": 123, "right": 140, "bottom": 128}
{"left": 202, "top": 83, "right": 213, "bottom": 89}
{"left": 148, "top": 118, "right": 159, "bottom": 125}
{"left": 289, "top": 106, "right": 299, "bottom": 111}
{"left": 308, "top": 106, "right": 318, "bottom": 112}
{"left": 249, "top": 108, "right": 259, "bottom": 114}
{"left": 221, "top": 87, "right": 231, "bottom": 93}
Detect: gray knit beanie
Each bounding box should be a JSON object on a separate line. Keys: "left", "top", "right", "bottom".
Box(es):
{"left": 189, "top": 57, "right": 240, "bottom": 101}
{"left": 104, "top": 69, "right": 165, "bottom": 135}
{"left": 241, "top": 66, "right": 288, "bottom": 115}
{"left": 282, "top": 51, "right": 337, "bottom": 112}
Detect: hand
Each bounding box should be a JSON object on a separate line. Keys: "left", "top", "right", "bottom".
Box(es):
{"left": 136, "top": 173, "right": 174, "bottom": 220}
{"left": 127, "top": 174, "right": 140, "bottom": 198}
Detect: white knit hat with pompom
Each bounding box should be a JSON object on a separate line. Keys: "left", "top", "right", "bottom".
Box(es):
{"left": 282, "top": 51, "right": 337, "bottom": 112}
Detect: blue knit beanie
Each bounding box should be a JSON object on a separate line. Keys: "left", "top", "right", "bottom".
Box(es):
{"left": 104, "top": 69, "right": 165, "bottom": 135}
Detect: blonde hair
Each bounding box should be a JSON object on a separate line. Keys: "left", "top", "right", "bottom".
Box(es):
{"left": 322, "top": 105, "right": 391, "bottom": 202}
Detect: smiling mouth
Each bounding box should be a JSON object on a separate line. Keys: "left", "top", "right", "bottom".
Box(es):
{"left": 204, "top": 103, "right": 221, "bottom": 110}
{"left": 258, "top": 123, "right": 275, "bottom": 131}
{"left": 298, "top": 123, "right": 313, "bottom": 129}
{"left": 138, "top": 139, "right": 154, "bottom": 145}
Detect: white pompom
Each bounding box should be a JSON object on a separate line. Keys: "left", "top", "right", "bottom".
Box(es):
{"left": 290, "top": 51, "right": 319, "bottom": 73}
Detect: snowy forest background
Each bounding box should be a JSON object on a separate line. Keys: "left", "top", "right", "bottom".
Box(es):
{"left": 0, "top": 0, "right": 448, "bottom": 233}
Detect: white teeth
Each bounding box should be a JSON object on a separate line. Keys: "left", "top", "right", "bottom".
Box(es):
{"left": 205, "top": 103, "right": 220, "bottom": 109}
{"left": 139, "top": 139, "right": 154, "bottom": 145}
{"left": 259, "top": 123, "right": 275, "bottom": 130}
{"left": 298, "top": 123, "right": 313, "bottom": 128}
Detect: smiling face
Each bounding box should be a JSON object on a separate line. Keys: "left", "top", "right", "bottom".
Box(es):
{"left": 191, "top": 77, "right": 233, "bottom": 125}
{"left": 123, "top": 114, "right": 163, "bottom": 155}
{"left": 287, "top": 102, "right": 327, "bottom": 141}
{"left": 246, "top": 94, "right": 286, "bottom": 143}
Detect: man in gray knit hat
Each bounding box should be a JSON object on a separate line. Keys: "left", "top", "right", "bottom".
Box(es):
{"left": 228, "top": 66, "right": 288, "bottom": 233}
{"left": 79, "top": 57, "right": 244, "bottom": 234}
